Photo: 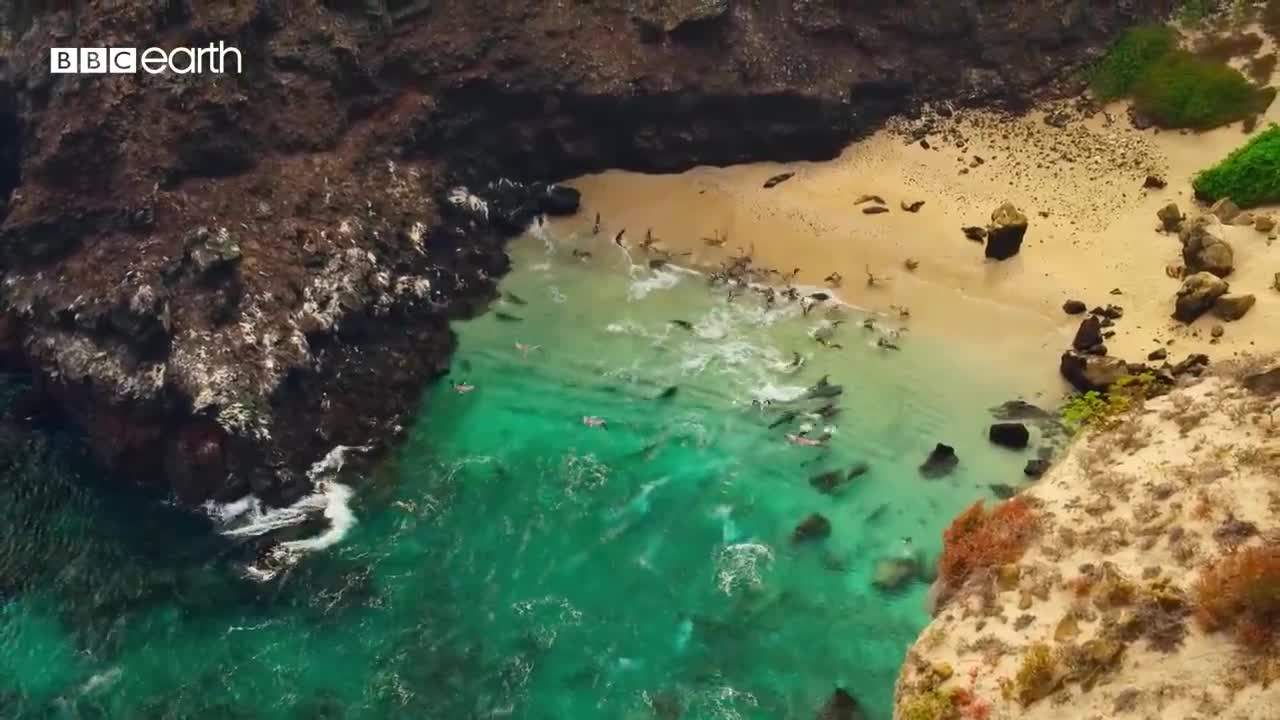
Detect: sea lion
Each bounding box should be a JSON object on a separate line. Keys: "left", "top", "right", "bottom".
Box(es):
{"left": 657, "top": 386, "right": 678, "bottom": 400}
{"left": 614, "top": 229, "right": 626, "bottom": 247}
{"left": 572, "top": 249, "right": 592, "bottom": 260}
{"left": 768, "top": 410, "right": 799, "bottom": 429}
{"left": 495, "top": 312, "right": 524, "bottom": 322}
{"left": 670, "top": 320, "right": 694, "bottom": 331}
{"left": 592, "top": 212, "right": 601, "bottom": 235}
{"left": 503, "top": 291, "right": 527, "bottom": 305}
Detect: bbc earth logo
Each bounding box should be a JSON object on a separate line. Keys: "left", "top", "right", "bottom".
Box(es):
{"left": 50, "top": 42, "right": 242, "bottom": 75}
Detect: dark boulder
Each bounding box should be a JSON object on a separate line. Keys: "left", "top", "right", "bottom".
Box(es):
{"left": 989, "top": 422, "right": 1030, "bottom": 449}
{"left": 985, "top": 202, "right": 1028, "bottom": 260}
{"left": 1147, "top": 348, "right": 1167, "bottom": 361}
{"left": 1063, "top": 299, "right": 1087, "bottom": 315}
{"left": 1060, "top": 351, "right": 1130, "bottom": 392}
{"left": 792, "top": 513, "right": 832, "bottom": 543}
{"left": 539, "top": 184, "right": 581, "bottom": 216}
{"left": 817, "top": 688, "right": 866, "bottom": 720}
{"left": 1072, "top": 316, "right": 1103, "bottom": 351}
{"left": 919, "top": 443, "right": 958, "bottom": 478}
{"left": 1024, "top": 458, "right": 1050, "bottom": 477}
{"left": 1174, "top": 272, "right": 1229, "bottom": 323}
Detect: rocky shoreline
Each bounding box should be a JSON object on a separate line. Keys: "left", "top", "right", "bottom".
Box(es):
{"left": 0, "top": 1, "right": 1174, "bottom": 506}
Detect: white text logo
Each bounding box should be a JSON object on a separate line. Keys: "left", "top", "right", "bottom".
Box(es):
{"left": 50, "top": 42, "right": 242, "bottom": 75}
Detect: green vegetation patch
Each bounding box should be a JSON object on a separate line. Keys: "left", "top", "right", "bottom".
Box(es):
{"left": 1194, "top": 124, "right": 1280, "bottom": 207}
{"left": 1090, "top": 25, "right": 1180, "bottom": 100}
{"left": 1132, "top": 50, "right": 1275, "bottom": 129}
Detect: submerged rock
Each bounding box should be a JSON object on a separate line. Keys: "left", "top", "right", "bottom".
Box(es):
{"left": 872, "top": 556, "right": 922, "bottom": 592}
{"left": 989, "top": 483, "right": 1017, "bottom": 499}
{"left": 817, "top": 688, "right": 866, "bottom": 720}
{"left": 1212, "top": 293, "right": 1256, "bottom": 321}
{"left": 989, "top": 399, "right": 1052, "bottom": 421}
{"left": 989, "top": 422, "right": 1030, "bottom": 449}
{"left": 919, "top": 443, "right": 958, "bottom": 478}
{"left": 1024, "top": 458, "right": 1050, "bottom": 477}
{"left": 1174, "top": 272, "right": 1229, "bottom": 323}
{"left": 793, "top": 513, "right": 832, "bottom": 543}
{"left": 985, "top": 202, "right": 1028, "bottom": 260}
{"left": 1179, "top": 215, "right": 1234, "bottom": 278}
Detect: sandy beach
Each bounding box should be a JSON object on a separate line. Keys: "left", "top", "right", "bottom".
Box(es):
{"left": 555, "top": 51, "right": 1280, "bottom": 395}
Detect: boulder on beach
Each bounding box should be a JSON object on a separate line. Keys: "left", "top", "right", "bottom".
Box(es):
{"left": 1063, "top": 299, "right": 1087, "bottom": 315}
{"left": 989, "top": 422, "right": 1030, "bottom": 449}
{"left": 1174, "top": 271, "right": 1230, "bottom": 323}
{"left": 1212, "top": 293, "right": 1256, "bottom": 321}
{"left": 1254, "top": 215, "right": 1276, "bottom": 233}
{"left": 919, "top": 443, "right": 958, "bottom": 478}
{"left": 1210, "top": 197, "right": 1241, "bottom": 224}
{"left": 1148, "top": 348, "right": 1168, "bottom": 361}
{"left": 792, "top": 513, "right": 832, "bottom": 543}
{"left": 985, "top": 202, "right": 1028, "bottom": 260}
{"left": 1179, "top": 215, "right": 1233, "bottom": 278}
{"left": 539, "top": 184, "right": 581, "bottom": 215}
{"left": 1072, "top": 316, "right": 1103, "bottom": 351}
{"left": 1157, "top": 202, "right": 1183, "bottom": 232}
{"left": 1060, "top": 351, "right": 1131, "bottom": 392}
{"left": 1143, "top": 174, "right": 1167, "bottom": 189}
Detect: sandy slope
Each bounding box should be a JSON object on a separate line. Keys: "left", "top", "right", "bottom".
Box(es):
{"left": 558, "top": 70, "right": 1279, "bottom": 395}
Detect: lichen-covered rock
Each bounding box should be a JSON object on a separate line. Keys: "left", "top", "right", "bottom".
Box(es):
{"left": 1179, "top": 215, "right": 1234, "bottom": 278}
{"left": 1209, "top": 197, "right": 1241, "bottom": 223}
{"left": 186, "top": 226, "right": 242, "bottom": 278}
{"left": 1212, "top": 293, "right": 1256, "bottom": 321}
{"left": 986, "top": 202, "right": 1028, "bottom": 260}
{"left": 1174, "top": 271, "right": 1229, "bottom": 323}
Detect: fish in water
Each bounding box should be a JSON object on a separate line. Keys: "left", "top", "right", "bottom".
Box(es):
{"left": 657, "top": 386, "right": 678, "bottom": 400}
{"left": 451, "top": 382, "right": 475, "bottom": 394}
{"left": 805, "top": 376, "right": 843, "bottom": 400}
{"left": 670, "top": 319, "right": 693, "bottom": 331}
{"left": 495, "top": 312, "right": 523, "bottom": 322}
{"left": 503, "top": 291, "right": 528, "bottom": 305}
{"left": 865, "top": 503, "right": 889, "bottom": 523}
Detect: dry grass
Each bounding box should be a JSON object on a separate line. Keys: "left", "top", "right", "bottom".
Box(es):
{"left": 1194, "top": 543, "right": 1280, "bottom": 650}
{"left": 1195, "top": 31, "right": 1265, "bottom": 62}
{"left": 940, "top": 498, "right": 1040, "bottom": 591}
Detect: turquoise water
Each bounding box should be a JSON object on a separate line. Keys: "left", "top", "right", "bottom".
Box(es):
{"left": 0, "top": 226, "right": 1050, "bottom": 719}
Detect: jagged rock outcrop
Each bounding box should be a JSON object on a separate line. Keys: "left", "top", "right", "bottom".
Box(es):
{"left": 1179, "top": 215, "right": 1234, "bottom": 278}
{"left": 1174, "top": 271, "right": 1230, "bottom": 323}
{"left": 0, "top": 0, "right": 1176, "bottom": 505}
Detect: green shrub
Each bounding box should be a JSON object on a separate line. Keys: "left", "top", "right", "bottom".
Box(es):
{"left": 1177, "top": 0, "right": 1215, "bottom": 23}
{"left": 1091, "top": 25, "right": 1180, "bottom": 100}
{"left": 1132, "top": 50, "right": 1274, "bottom": 129}
{"left": 1193, "top": 124, "right": 1280, "bottom": 206}
{"left": 1061, "top": 373, "right": 1155, "bottom": 432}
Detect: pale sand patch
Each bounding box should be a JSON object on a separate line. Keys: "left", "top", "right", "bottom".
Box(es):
{"left": 891, "top": 364, "right": 1280, "bottom": 719}
{"left": 555, "top": 87, "right": 1279, "bottom": 395}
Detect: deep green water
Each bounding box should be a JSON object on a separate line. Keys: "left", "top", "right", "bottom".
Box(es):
{"left": 0, "top": 226, "right": 1051, "bottom": 719}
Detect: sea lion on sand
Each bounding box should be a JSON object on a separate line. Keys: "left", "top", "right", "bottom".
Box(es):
{"left": 592, "top": 212, "right": 601, "bottom": 235}
{"left": 614, "top": 229, "right": 626, "bottom": 247}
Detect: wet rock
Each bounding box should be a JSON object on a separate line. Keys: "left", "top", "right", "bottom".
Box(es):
{"left": 1172, "top": 353, "right": 1210, "bottom": 377}
{"left": 1254, "top": 215, "right": 1276, "bottom": 233}
{"left": 1060, "top": 351, "right": 1131, "bottom": 392}
{"left": 1157, "top": 202, "right": 1182, "bottom": 232}
{"left": 985, "top": 202, "right": 1028, "bottom": 260}
{"left": 1212, "top": 293, "right": 1256, "bottom": 321}
{"left": 962, "top": 226, "right": 987, "bottom": 242}
{"left": 901, "top": 200, "right": 925, "bottom": 212}
{"left": 793, "top": 513, "right": 832, "bottom": 543}
{"left": 1147, "top": 348, "right": 1167, "bottom": 361}
{"left": 1072, "top": 316, "right": 1103, "bottom": 351}
{"left": 862, "top": 205, "right": 889, "bottom": 215}
{"left": 763, "top": 172, "right": 795, "bottom": 189}
{"left": 872, "top": 556, "right": 921, "bottom": 592}
{"left": 1024, "top": 458, "right": 1050, "bottom": 477}
{"left": 989, "top": 400, "right": 1051, "bottom": 421}
{"left": 989, "top": 483, "right": 1017, "bottom": 499}
{"left": 1063, "top": 299, "right": 1087, "bottom": 315}
{"left": 1179, "top": 215, "right": 1234, "bottom": 278}
{"left": 186, "top": 226, "right": 241, "bottom": 278}
{"left": 1174, "top": 271, "right": 1229, "bottom": 323}
{"left": 989, "top": 422, "right": 1030, "bottom": 449}
{"left": 1142, "top": 174, "right": 1166, "bottom": 189}
{"left": 539, "top": 184, "right": 581, "bottom": 215}
{"left": 919, "top": 443, "right": 958, "bottom": 478}
{"left": 1210, "top": 197, "right": 1241, "bottom": 224}
{"left": 817, "top": 688, "right": 866, "bottom": 720}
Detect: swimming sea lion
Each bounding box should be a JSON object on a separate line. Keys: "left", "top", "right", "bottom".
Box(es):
{"left": 495, "top": 312, "right": 524, "bottom": 322}
{"left": 503, "top": 291, "right": 527, "bottom": 305}
{"left": 670, "top": 320, "right": 693, "bottom": 331}
{"left": 614, "top": 229, "right": 626, "bottom": 247}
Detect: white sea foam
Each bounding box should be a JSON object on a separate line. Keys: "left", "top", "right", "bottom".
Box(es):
{"left": 627, "top": 267, "right": 682, "bottom": 301}
{"left": 204, "top": 444, "right": 367, "bottom": 581}
{"left": 79, "top": 667, "right": 122, "bottom": 695}
{"left": 715, "top": 542, "right": 774, "bottom": 595}
{"left": 749, "top": 382, "right": 807, "bottom": 403}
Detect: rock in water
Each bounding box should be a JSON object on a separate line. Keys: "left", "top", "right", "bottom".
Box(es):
{"left": 1210, "top": 197, "right": 1241, "bottom": 223}
{"left": 1072, "top": 316, "right": 1103, "bottom": 351}
{"left": 1024, "top": 458, "right": 1050, "bottom": 477}
{"left": 1174, "top": 271, "right": 1230, "bottom": 323}
{"left": 1060, "top": 351, "right": 1131, "bottom": 392}
{"left": 989, "top": 483, "right": 1017, "bottom": 499}
{"left": 1212, "top": 293, "right": 1256, "bottom": 321}
{"left": 872, "top": 557, "right": 920, "bottom": 592}
{"left": 1157, "top": 203, "right": 1183, "bottom": 232}
{"left": 989, "top": 422, "right": 1030, "bottom": 449}
{"left": 919, "top": 443, "right": 958, "bottom": 478}
{"left": 985, "top": 202, "right": 1028, "bottom": 260}
{"left": 989, "top": 400, "right": 1051, "bottom": 421}
{"left": 539, "top": 184, "right": 581, "bottom": 215}
{"left": 817, "top": 688, "right": 866, "bottom": 720}
{"left": 1180, "top": 215, "right": 1234, "bottom": 278}
{"left": 793, "top": 513, "right": 832, "bottom": 543}
{"left": 763, "top": 172, "right": 795, "bottom": 189}
{"left": 1062, "top": 299, "right": 1087, "bottom": 315}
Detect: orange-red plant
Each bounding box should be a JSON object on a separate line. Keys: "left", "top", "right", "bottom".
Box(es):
{"left": 939, "top": 498, "right": 1039, "bottom": 589}
{"left": 1194, "top": 544, "right": 1280, "bottom": 649}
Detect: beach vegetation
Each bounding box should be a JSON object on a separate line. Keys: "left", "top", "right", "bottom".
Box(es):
{"left": 1090, "top": 25, "right": 1179, "bottom": 100}
{"left": 939, "top": 498, "right": 1038, "bottom": 591}
{"left": 1011, "top": 642, "right": 1060, "bottom": 705}
{"left": 1132, "top": 50, "right": 1274, "bottom": 129}
{"left": 1061, "top": 372, "right": 1155, "bottom": 432}
{"left": 1193, "top": 124, "right": 1280, "bottom": 207}
{"left": 1194, "top": 543, "right": 1280, "bottom": 650}
{"left": 900, "top": 689, "right": 958, "bottom": 720}
{"left": 1177, "top": 0, "right": 1215, "bottom": 24}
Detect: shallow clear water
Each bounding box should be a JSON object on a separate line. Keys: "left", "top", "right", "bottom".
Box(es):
{"left": 0, "top": 226, "right": 1051, "bottom": 719}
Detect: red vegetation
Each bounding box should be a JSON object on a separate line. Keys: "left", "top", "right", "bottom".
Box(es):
{"left": 939, "top": 498, "right": 1039, "bottom": 589}
{"left": 1194, "top": 544, "right": 1280, "bottom": 649}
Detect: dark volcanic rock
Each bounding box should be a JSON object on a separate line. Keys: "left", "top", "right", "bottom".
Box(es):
{"left": 0, "top": 0, "right": 1177, "bottom": 506}
{"left": 1072, "top": 316, "right": 1104, "bottom": 351}
{"left": 989, "top": 422, "right": 1030, "bottom": 449}
{"left": 919, "top": 443, "right": 958, "bottom": 478}
{"left": 1060, "top": 351, "right": 1131, "bottom": 392}
{"left": 1063, "top": 299, "right": 1087, "bottom": 315}
{"left": 818, "top": 688, "right": 866, "bottom": 720}
{"left": 793, "top": 513, "right": 832, "bottom": 543}
{"left": 1024, "top": 458, "right": 1050, "bottom": 477}
{"left": 985, "top": 202, "right": 1029, "bottom": 260}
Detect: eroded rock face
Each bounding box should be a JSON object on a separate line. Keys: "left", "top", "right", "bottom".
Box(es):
{"left": 1179, "top": 215, "right": 1234, "bottom": 278}
{"left": 0, "top": 0, "right": 1175, "bottom": 504}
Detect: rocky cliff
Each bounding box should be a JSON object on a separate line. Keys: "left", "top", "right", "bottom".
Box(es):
{"left": 0, "top": 0, "right": 1174, "bottom": 505}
